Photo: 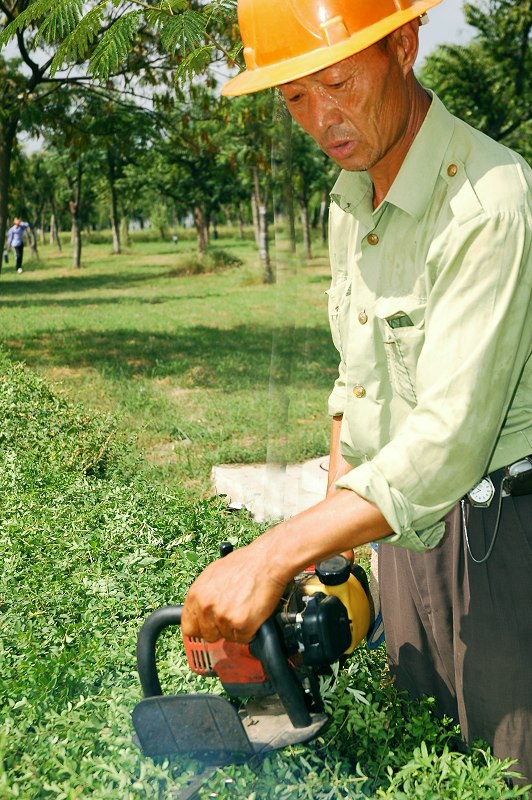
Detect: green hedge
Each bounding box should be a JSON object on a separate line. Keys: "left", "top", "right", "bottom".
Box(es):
{"left": 0, "top": 353, "right": 527, "bottom": 798}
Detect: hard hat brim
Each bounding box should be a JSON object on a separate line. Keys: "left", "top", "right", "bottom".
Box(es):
{"left": 222, "top": 0, "right": 443, "bottom": 96}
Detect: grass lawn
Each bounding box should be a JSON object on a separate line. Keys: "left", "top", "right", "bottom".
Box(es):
{"left": 0, "top": 229, "right": 338, "bottom": 496}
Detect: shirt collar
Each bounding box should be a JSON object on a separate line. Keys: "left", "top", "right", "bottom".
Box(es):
{"left": 330, "top": 91, "right": 455, "bottom": 222}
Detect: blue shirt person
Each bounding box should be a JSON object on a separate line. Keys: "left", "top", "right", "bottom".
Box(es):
{"left": 7, "top": 217, "right": 30, "bottom": 273}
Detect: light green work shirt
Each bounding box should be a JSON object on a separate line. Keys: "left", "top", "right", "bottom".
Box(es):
{"left": 327, "top": 91, "right": 532, "bottom": 551}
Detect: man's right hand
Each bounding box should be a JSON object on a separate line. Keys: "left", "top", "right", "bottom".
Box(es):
{"left": 180, "top": 538, "right": 288, "bottom": 643}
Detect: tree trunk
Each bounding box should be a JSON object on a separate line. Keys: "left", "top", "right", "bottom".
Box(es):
{"left": 110, "top": 205, "right": 121, "bottom": 253}
{"left": 27, "top": 223, "right": 39, "bottom": 258}
{"left": 120, "top": 215, "right": 130, "bottom": 249}
{"left": 40, "top": 207, "right": 46, "bottom": 245}
{"left": 319, "top": 188, "right": 328, "bottom": 246}
{"left": 108, "top": 155, "right": 121, "bottom": 254}
{"left": 70, "top": 213, "right": 81, "bottom": 268}
{"left": 238, "top": 204, "right": 245, "bottom": 240}
{"left": 251, "top": 190, "right": 260, "bottom": 248}
{"left": 0, "top": 115, "right": 19, "bottom": 276}
{"left": 221, "top": 204, "right": 233, "bottom": 227}
{"left": 300, "top": 201, "right": 312, "bottom": 259}
{"left": 286, "top": 194, "right": 297, "bottom": 254}
{"left": 253, "top": 167, "right": 274, "bottom": 284}
{"left": 68, "top": 162, "right": 83, "bottom": 268}
{"left": 194, "top": 205, "right": 207, "bottom": 256}
{"left": 50, "top": 199, "right": 62, "bottom": 252}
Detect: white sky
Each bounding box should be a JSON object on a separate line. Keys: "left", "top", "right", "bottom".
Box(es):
{"left": 417, "top": 0, "right": 477, "bottom": 63}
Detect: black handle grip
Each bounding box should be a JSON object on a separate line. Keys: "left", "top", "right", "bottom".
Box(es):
{"left": 252, "top": 619, "right": 312, "bottom": 728}
{"left": 136, "top": 605, "right": 183, "bottom": 697}
{"left": 136, "top": 606, "right": 312, "bottom": 728}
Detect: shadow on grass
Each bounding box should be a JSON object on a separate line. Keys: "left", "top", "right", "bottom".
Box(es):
{"left": 0, "top": 292, "right": 223, "bottom": 310}
{"left": 0, "top": 268, "right": 171, "bottom": 298}
{"left": 4, "top": 325, "right": 338, "bottom": 390}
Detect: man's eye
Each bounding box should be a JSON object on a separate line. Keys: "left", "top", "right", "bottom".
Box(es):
{"left": 286, "top": 93, "right": 303, "bottom": 103}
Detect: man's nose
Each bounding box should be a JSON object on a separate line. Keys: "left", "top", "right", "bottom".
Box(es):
{"left": 308, "top": 88, "right": 344, "bottom": 130}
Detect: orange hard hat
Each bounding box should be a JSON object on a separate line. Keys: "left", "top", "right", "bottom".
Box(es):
{"left": 222, "top": 0, "right": 443, "bottom": 96}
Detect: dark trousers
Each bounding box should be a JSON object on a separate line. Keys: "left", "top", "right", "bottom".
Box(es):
{"left": 13, "top": 244, "right": 23, "bottom": 270}
{"left": 379, "top": 482, "right": 532, "bottom": 785}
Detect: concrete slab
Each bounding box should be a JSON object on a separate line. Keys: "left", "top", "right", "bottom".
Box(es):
{"left": 211, "top": 456, "right": 330, "bottom": 522}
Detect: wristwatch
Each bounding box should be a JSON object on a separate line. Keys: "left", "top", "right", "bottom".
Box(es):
{"left": 467, "top": 476, "right": 495, "bottom": 507}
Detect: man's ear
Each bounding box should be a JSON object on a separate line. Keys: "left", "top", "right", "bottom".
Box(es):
{"left": 394, "top": 21, "right": 420, "bottom": 75}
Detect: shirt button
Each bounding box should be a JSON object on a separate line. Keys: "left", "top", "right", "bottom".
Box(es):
{"left": 353, "top": 385, "right": 366, "bottom": 398}
{"left": 367, "top": 233, "right": 379, "bottom": 245}
{"left": 358, "top": 311, "right": 368, "bottom": 324}
{"left": 447, "top": 163, "right": 458, "bottom": 177}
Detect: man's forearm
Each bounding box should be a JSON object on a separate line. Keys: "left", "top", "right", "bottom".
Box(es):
{"left": 182, "top": 487, "right": 392, "bottom": 642}
{"left": 260, "top": 488, "right": 391, "bottom": 585}
{"left": 327, "top": 414, "right": 354, "bottom": 495}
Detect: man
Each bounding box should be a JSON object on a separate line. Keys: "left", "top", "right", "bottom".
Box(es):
{"left": 182, "top": 0, "right": 532, "bottom": 782}
{"left": 7, "top": 216, "right": 30, "bottom": 273}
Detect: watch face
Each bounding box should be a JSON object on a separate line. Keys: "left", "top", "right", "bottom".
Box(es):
{"left": 468, "top": 476, "right": 495, "bottom": 507}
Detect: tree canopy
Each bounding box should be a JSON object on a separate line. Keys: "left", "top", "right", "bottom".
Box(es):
{"left": 420, "top": 0, "right": 531, "bottom": 160}
{"left": 1, "top": 0, "right": 529, "bottom": 274}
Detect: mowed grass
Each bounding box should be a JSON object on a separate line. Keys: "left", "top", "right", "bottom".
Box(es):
{"left": 0, "top": 229, "right": 338, "bottom": 495}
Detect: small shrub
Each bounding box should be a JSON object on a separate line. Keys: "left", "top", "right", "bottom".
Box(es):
{"left": 171, "top": 248, "right": 243, "bottom": 276}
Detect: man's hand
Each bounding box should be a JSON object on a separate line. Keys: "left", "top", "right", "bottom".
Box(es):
{"left": 181, "top": 540, "right": 287, "bottom": 643}
{"left": 181, "top": 489, "right": 392, "bottom": 644}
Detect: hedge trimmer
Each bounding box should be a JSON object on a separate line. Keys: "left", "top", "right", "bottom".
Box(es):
{"left": 132, "top": 545, "right": 371, "bottom": 792}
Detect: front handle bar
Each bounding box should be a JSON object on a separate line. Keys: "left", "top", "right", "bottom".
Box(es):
{"left": 135, "top": 605, "right": 312, "bottom": 728}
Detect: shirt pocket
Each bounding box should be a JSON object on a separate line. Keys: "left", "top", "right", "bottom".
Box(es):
{"left": 374, "top": 297, "right": 426, "bottom": 406}
{"left": 326, "top": 276, "right": 352, "bottom": 360}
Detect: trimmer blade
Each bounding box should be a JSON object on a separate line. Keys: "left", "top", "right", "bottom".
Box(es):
{"left": 132, "top": 693, "right": 329, "bottom": 761}
{"left": 132, "top": 694, "right": 253, "bottom": 761}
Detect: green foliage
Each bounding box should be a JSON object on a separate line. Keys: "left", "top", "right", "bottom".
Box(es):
{"left": 0, "top": 344, "right": 528, "bottom": 797}
{"left": 0, "top": 0, "right": 82, "bottom": 43}
{"left": 171, "top": 247, "right": 243, "bottom": 275}
{"left": 198, "top": 653, "right": 527, "bottom": 798}
{"left": 87, "top": 10, "right": 144, "bottom": 79}
{"left": 154, "top": 7, "right": 204, "bottom": 54}
{"left": 0, "top": 0, "right": 239, "bottom": 85}
{"left": 38, "top": 0, "right": 84, "bottom": 44}
{"left": 0, "top": 348, "right": 261, "bottom": 797}
{"left": 49, "top": 3, "right": 107, "bottom": 72}
{"left": 377, "top": 741, "right": 530, "bottom": 798}
{"left": 420, "top": 0, "right": 531, "bottom": 160}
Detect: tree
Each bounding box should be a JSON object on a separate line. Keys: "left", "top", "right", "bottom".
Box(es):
{"left": 288, "top": 125, "right": 334, "bottom": 260}
{"left": 420, "top": 0, "right": 531, "bottom": 160}
{"left": 136, "top": 84, "right": 234, "bottom": 256}
{"left": 0, "top": 55, "right": 31, "bottom": 252}
{"left": 0, "top": 0, "right": 206, "bottom": 267}
{"left": 224, "top": 92, "right": 278, "bottom": 282}
{"left": 36, "top": 89, "right": 103, "bottom": 267}
{"left": 86, "top": 96, "right": 153, "bottom": 253}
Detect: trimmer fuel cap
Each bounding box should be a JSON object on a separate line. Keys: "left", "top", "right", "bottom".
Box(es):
{"left": 315, "top": 555, "right": 351, "bottom": 586}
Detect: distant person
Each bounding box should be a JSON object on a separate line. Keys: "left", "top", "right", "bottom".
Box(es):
{"left": 7, "top": 217, "right": 30, "bottom": 274}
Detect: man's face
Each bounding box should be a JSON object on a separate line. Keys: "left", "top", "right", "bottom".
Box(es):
{"left": 279, "top": 37, "right": 411, "bottom": 173}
